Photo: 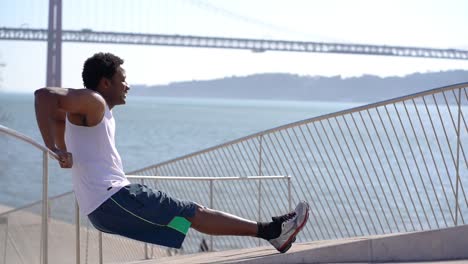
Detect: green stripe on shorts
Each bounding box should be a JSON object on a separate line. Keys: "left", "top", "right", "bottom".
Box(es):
{"left": 167, "top": 216, "right": 191, "bottom": 235}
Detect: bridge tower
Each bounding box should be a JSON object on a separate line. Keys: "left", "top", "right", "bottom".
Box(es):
{"left": 46, "top": 0, "right": 62, "bottom": 87}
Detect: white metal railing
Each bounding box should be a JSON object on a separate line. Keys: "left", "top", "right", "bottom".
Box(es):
{"left": 0, "top": 82, "right": 467, "bottom": 263}
{"left": 129, "top": 82, "right": 467, "bottom": 241}
{"left": 0, "top": 125, "right": 59, "bottom": 264}
{"left": 73, "top": 175, "right": 291, "bottom": 263}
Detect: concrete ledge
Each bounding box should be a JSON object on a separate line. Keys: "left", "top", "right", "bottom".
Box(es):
{"left": 129, "top": 224, "right": 468, "bottom": 264}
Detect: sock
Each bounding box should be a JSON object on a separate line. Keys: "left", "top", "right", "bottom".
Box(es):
{"left": 256, "top": 221, "right": 282, "bottom": 240}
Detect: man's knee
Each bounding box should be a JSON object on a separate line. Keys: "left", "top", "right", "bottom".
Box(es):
{"left": 188, "top": 203, "right": 210, "bottom": 229}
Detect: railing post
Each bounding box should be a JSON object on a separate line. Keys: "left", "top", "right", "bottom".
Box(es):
{"left": 99, "top": 231, "right": 103, "bottom": 264}
{"left": 1, "top": 217, "right": 8, "bottom": 264}
{"left": 257, "top": 178, "right": 262, "bottom": 246}
{"left": 257, "top": 179, "right": 262, "bottom": 222}
{"left": 42, "top": 151, "right": 49, "bottom": 264}
{"left": 210, "top": 180, "right": 214, "bottom": 251}
{"left": 288, "top": 176, "right": 292, "bottom": 211}
{"left": 75, "top": 200, "right": 80, "bottom": 264}
{"left": 141, "top": 178, "right": 150, "bottom": 260}
{"left": 454, "top": 88, "right": 462, "bottom": 226}
{"left": 258, "top": 136, "right": 263, "bottom": 176}
{"left": 257, "top": 135, "right": 264, "bottom": 247}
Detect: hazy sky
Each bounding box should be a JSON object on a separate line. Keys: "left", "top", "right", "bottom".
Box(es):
{"left": 1, "top": 0, "right": 468, "bottom": 93}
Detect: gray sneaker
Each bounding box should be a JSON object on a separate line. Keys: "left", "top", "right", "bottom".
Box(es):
{"left": 269, "top": 201, "right": 310, "bottom": 253}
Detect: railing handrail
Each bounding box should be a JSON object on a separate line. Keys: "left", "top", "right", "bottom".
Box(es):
{"left": 129, "top": 81, "right": 468, "bottom": 175}
{"left": 126, "top": 175, "right": 290, "bottom": 181}
{"left": 0, "top": 124, "right": 59, "bottom": 160}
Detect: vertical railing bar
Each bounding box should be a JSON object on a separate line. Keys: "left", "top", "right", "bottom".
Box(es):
{"left": 298, "top": 125, "right": 337, "bottom": 239}
{"left": 362, "top": 109, "right": 407, "bottom": 232}
{"left": 220, "top": 145, "right": 246, "bottom": 176}
{"left": 346, "top": 113, "right": 392, "bottom": 233}
{"left": 262, "top": 133, "right": 289, "bottom": 178}
{"left": 171, "top": 161, "right": 187, "bottom": 180}
{"left": 176, "top": 158, "right": 195, "bottom": 177}
{"left": 203, "top": 152, "right": 252, "bottom": 250}
{"left": 371, "top": 108, "right": 413, "bottom": 231}
{"left": 334, "top": 115, "right": 381, "bottom": 235}
{"left": 208, "top": 154, "right": 255, "bottom": 236}
{"left": 385, "top": 105, "right": 425, "bottom": 230}
{"left": 291, "top": 126, "right": 335, "bottom": 239}
{"left": 201, "top": 151, "right": 223, "bottom": 178}
{"left": 237, "top": 140, "right": 257, "bottom": 176}
{"left": 202, "top": 152, "right": 239, "bottom": 229}
{"left": 172, "top": 162, "right": 204, "bottom": 205}
{"left": 42, "top": 151, "right": 49, "bottom": 264}
{"left": 262, "top": 133, "right": 303, "bottom": 231}
{"left": 304, "top": 123, "right": 346, "bottom": 238}
{"left": 262, "top": 134, "right": 296, "bottom": 219}
{"left": 416, "top": 98, "right": 456, "bottom": 225}
{"left": 219, "top": 146, "right": 238, "bottom": 176}
{"left": 336, "top": 116, "right": 390, "bottom": 233}
{"left": 236, "top": 142, "right": 258, "bottom": 178}
{"left": 261, "top": 134, "right": 292, "bottom": 211}
{"left": 433, "top": 93, "right": 468, "bottom": 207}
{"left": 402, "top": 100, "right": 441, "bottom": 228}
{"left": 310, "top": 122, "right": 352, "bottom": 237}
{"left": 212, "top": 149, "right": 233, "bottom": 176}
{"left": 258, "top": 136, "right": 263, "bottom": 176}
{"left": 327, "top": 117, "right": 369, "bottom": 234}
{"left": 452, "top": 89, "right": 468, "bottom": 133}
{"left": 2, "top": 218, "right": 8, "bottom": 264}
{"left": 318, "top": 119, "right": 366, "bottom": 236}
{"left": 167, "top": 165, "right": 199, "bottom": 207}
{"left": 215, "top": 147, "right": 256, "bottom": 212}
{"left": 98, "top": 231, "right": 103, "bottom": 264}
{"left": 171, "top": 158, "right": 202, "bottom": 206}
{"left": 258, "top": 134, "right": 285, "bottom": 179}
{"left": 186, "top": 157, "right": 201, "bottom": 177}
{"left": 393, "top": 103, "right": 432, "bottom": 229}
{"left": 455, "top": 87, "right": 462, "bottom": 226}
{"left": 226, "top": 144, "right": 249, "bottom": 176}
{"left": 259, "top": 135, "right": 292, "bottom": 222}
{"left": 191, "top": 155, "right": 207, "bottom": 177}
{"left": 210, "top": 180, "right": 214, "bottom": 250}
{"left": 282, "top": 128, "right": 323, "bottom": 239}
{"left": 141, "top": 178, "right": 149, "bottom": 260}
{"left": 257, "top": 178, "right": 262, "bottom": 247}
{"left": 192, "top": 152, "right": 210, "bottom": 177}
{"left": 242, "top": 138, "right": 264, "bottom": 176}
{"left": 443, "top": 91, "right": 468, "bottom": 169}
{"left": 75, "top": 200, "right": 80, "bottom": 264}
{"left": 212, "top": 147, "right": 234, "bottom": 177}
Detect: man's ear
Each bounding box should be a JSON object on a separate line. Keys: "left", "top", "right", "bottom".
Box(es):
{"left": 98, "top": 77, "right": 111, "bottom": 91}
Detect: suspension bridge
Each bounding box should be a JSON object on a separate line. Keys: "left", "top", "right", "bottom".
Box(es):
{"left": 1, "top": 0, "right": 468, "bottom": 88}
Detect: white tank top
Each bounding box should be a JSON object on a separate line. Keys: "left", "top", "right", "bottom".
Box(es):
{"left": 65, "top": 104, "right": 130, "bottom": 215}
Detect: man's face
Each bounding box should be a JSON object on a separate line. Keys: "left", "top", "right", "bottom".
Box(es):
{"left": 109, "top": 66, "right": 130, "bottom": 106}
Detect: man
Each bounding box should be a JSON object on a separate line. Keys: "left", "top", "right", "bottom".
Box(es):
{"left": 34, "top": 52, "right": 309, "bottom": 253}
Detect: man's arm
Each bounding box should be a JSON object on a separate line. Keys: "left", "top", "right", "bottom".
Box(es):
{"left": 34, "top": 87, "right": 105, "bottom": 168}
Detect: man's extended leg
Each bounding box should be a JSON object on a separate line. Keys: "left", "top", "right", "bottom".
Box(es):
{"left": 187, "top": 205, "right": 258, "bottom": 236}
{"left": 187, "top": 201, "right": 310, "bottom": 253}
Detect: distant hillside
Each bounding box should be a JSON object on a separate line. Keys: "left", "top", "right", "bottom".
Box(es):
{"left": 131, "top": 70, "right": 468, "bottom": 103}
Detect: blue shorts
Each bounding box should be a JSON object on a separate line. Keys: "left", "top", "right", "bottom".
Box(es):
{"left": 88, "top": 183, "right": 197, "bottom": 248}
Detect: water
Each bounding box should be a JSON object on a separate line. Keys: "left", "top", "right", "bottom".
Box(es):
{"left": 0, "top": 92, "right": 355, "bottom": 208}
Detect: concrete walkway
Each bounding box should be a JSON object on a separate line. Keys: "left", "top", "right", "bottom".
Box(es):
{"left": 127, "top": 225, "right": 468, "bottom": 264}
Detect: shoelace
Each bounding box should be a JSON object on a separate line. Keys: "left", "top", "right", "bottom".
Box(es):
{"left": 272, "top": 212, "right": 296, "bottom": 224}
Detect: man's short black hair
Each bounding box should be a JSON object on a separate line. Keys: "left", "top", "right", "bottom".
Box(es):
{"left": 82, "top": 52, "right": 124, "bottom": 90}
